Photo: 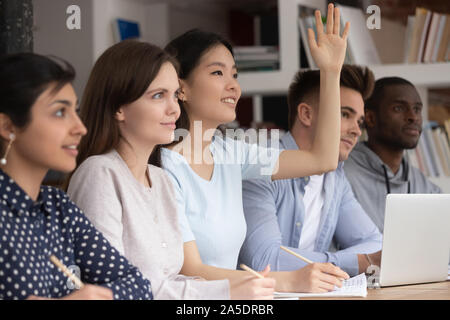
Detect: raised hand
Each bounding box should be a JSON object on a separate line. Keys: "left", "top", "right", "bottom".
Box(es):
{"left": 307, "top": 3, "right": 350, "bottom": 73}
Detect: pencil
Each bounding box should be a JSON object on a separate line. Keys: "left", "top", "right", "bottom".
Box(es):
{"left": 280, "top": 246, "right": 314, "bottom": 264}
{"left": 50, "top": 255, "right": 84, "bottom": 289}
{"left": 240, "top": 264, "right": 265, "bottom": 279}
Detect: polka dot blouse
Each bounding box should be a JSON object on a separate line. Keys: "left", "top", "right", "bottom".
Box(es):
{"left": 0, "top": 169, "right": 153, "bottom": 300}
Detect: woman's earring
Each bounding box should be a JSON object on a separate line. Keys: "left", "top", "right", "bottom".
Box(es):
{"left": 1, "top": 133, "right": 15, "bottom": 165}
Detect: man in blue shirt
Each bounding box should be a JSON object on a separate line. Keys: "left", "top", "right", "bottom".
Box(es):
{"left": 240, "top": 65, "right": 382, "bottom": 277}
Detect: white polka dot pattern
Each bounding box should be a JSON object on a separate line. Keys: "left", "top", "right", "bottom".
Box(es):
{"left": 0, "top": 170, "right": 152, "bottom": 300}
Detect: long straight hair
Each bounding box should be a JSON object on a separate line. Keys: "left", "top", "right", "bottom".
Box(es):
{"left": 65, "top": 40, "right": 177, "bottom": 188}
{"left": 149, "top": 29, "right": 234, "bottom": 167}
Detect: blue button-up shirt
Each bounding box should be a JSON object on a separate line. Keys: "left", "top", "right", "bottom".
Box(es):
{"left": 239, "top": 133, "right": 382, "bottom": 276}
{"left": 0, "top": 169, "right": 152, "bottom": 300}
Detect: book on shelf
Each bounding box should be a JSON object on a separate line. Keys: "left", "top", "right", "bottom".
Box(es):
{"left": 423, "top": 12, "right": 441, "bottom": 63}
{"left": 416, "top": 10, "right": 432, "bottom": 63}
{"left": 403, "top": 15, "right": 416, "bottom": 63}
{"left": 230, "top": 7, "right": 280, "bottom": 73}
{"left": 297, "top": 6, "right": 354, "bottom": 68}
{"left": 297, "top": 8, "right": 317, "bottom": 69}
{"left": 411, "top": 124, "right": 450, "bottom": 178}
{"left": 406, "top": 8, "right": 450, "bottom": 63}
{"left": 337, "top": 5, "right": 381, "bottom": 65}
{"left": 233, "top": 46, "right": 279, "bottom": 72}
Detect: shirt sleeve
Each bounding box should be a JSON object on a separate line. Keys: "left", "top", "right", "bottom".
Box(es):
{"left": 331, "top": 176, "right": 383, "bottom": 275}
{"left": 162, "top": 163, "right": 196, "bottom": 243}
{"left": 67, "top": 163, "right": 125, "bottom": 254}
{"left": 237, "top": 139, "right": 282, "bottom": 181}
{"left": 241, "top": 178, "right": 322, "bottom": 272}
{"left": 154, "top": 275, "right": 230, "bottom": 300}
{"left": 241, "top": 176, "right": 380, "bottom": 277}
{"left": 64, "top": 194, "right": 152, "bottom": 300}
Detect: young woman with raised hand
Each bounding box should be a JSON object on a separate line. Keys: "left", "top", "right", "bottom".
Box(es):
{"left": 0, "top": 53, "right": 152, "bottom": 300}
{"left": 159, "top": 4, "right": 351, "bottom": 293}
{"left": 66, "top": 40, "right": 274, "bottom": 299}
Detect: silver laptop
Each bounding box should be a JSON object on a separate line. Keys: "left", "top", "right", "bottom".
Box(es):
{"left": 379, "top": 194, "right": 450, "bottom": 287}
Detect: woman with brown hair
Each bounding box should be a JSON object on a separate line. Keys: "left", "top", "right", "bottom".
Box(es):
{"left": 67, "top": 40, "right": 275, "bottom": 299}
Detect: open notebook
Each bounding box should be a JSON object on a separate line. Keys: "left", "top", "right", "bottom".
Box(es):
{"left": 274, "top": 273, "right": 367, "bottom": 299}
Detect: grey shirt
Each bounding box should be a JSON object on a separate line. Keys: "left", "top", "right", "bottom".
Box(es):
{"left": 344, "top": 142, "right": 441, "bottom": 232}
{"left": 67, "top": 150, "right": 230, "bottom": 299}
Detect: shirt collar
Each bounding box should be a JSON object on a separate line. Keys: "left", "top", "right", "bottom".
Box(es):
{"left": 0, "top": 169, "right": 51, "bottom": 216}
{"left": 280, "top": 132, "right": 299, "bottom": 151}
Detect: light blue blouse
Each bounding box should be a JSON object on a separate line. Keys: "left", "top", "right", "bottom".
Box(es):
{"left": 161, "top": 135, "right": 281, "bottom": 269}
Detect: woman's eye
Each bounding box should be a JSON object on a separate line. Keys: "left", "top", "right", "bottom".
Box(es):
{"left": 212, "top": 70, "right": 223, "bottom": 76}
{"left": 341, "top": 111, "right": 349, "bottom": 118}
{"left": 55, "top": 108, "right": 66, "bottom": 118}
{"left": 152, "top": 92, "right": 163, "bottom": 99}
{"left": 233, "top": 73, "right": 238, "bottom": 79}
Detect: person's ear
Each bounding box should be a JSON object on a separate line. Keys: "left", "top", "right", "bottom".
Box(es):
{"left": 296, "top": 103, "right": 314, "bottom": 127}
{"left": 364, "top": 109, "right": 376, "bottom": 129}
{"left": 0, "top": 113, "right": 15, "bottom": 141}
{"left": 178, "top": 79, "right": 189, "bottom": 103}
{"left": 115, "top": 107, "right": 126, "bottom": 122}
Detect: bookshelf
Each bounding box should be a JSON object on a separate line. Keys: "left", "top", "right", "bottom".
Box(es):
{"left": 237, "top": 0, "right": 450, "bottom": 192}
{"left": 239, "top": 0, "right": 450, "bottom": 95}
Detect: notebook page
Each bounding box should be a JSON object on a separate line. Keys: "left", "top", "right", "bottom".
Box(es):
{"left": 274, "top": 273, "right": 368, "bottom": 299}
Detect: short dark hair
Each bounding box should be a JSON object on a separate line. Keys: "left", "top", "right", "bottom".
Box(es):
{"left": 0, "top": 52, "right": 75, "bottom": 151}
{"left": 287, "top": 64, "right": 375, "bottom": 130}
{"left": 365, "top": 77, "right": 415, "bottom": 114}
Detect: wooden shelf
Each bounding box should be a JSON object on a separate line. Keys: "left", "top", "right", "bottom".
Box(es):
{"left": 239, "top": 0, "right": 450, "bottom": 96}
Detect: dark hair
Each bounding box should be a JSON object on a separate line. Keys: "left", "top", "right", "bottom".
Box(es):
{"left": 287, "top": 64, "right": 375, "bottom": 130}
{"left": 163, "top": 28, "right": 234, "bottom": 133}
{"left": 72, "top": 40, "right": 177, "bottom": 177}
{"left": 0, "top": 52, "right": 75, "bottom": 152}
{"left": 365, "top": 77, "right": 415, "bottom": 114}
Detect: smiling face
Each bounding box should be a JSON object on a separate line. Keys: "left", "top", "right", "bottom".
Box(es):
{"left": 180, "top": 44, "right": 241, "bottom": 127}
{"left": 10, "top": 83, "right": 87, "bottom": 173}
{"left": 115, "top": 62, "right": 181, "bottom": 148}
{"left": 366, "top": 84, "right": 422, "bottom": 150}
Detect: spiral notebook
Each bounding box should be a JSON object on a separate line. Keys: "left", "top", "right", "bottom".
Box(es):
{"left": 274, "top": 273, "right": 367, "bottom": 299}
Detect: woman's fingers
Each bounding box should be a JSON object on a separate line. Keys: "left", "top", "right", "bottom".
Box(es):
{"left": 308, "top": 28, "right": 318, "bottom": 51}
{"left": 315, "top": 9, "right": 324, "bottom": 35}
{"left": 342, "top": 21, "right": 350, "bottom": 40}
{"left": 326, "top": 3, "right": 334, "bottom": 35}
{"left": 334, "top": 6, "right": 340, "bottom": 35}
